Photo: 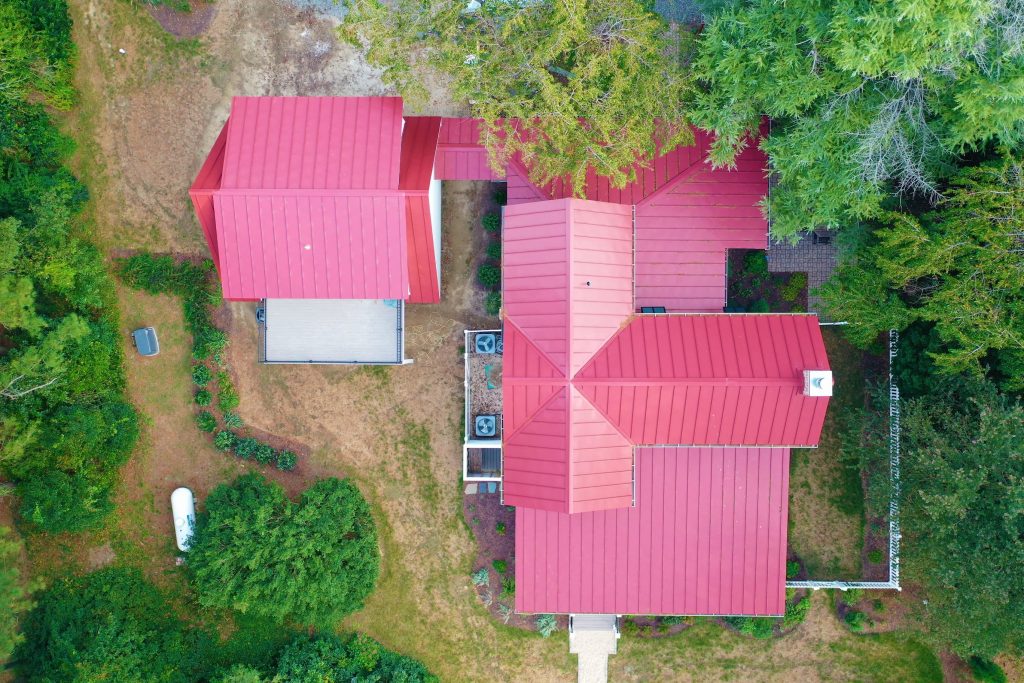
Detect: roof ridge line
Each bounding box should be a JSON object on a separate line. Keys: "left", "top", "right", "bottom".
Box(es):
{"left": 634, "top": 136, "right": 712, "bottom": 209}
{"left": 503, "top": 382, "right": 566, "bottom": 443}
{"left": 504, "top": 318, "right": 566, "bottom": 380}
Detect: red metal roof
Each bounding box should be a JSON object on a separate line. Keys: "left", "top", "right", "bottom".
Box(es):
{"left": 515, "top": 447, "right": 791, "bottom": 616}
{"left": 434, "top": 118, "right": 503, "bottom": 181}
{"left": 189, "top": 98, "right": 445, "bottom": 302}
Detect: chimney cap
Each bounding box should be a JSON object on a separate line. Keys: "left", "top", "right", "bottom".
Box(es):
{"left": 803, "top": 370, "right": 834, "bottom": 397}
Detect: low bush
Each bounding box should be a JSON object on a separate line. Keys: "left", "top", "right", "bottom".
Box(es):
{"left": 223, "top": 412, "right": 244, "bottom": 429}
{"left": 191, "top": 364, "right": 212, "bottom": 387}
{"left": 783, "top": 595, "right": 811, "bottom": 629}
{"left": 217, "top": 373, "right": 240, "bottom": 412}
{"left": 484, "top": 291, "right": 501, "bottom": 316}
{"left": 724, "top": 616, "right": 775, "bottom": 639}
{"left": 253, "top": 442, "right": 275, "bottom": 466}
{"left": 478, "top": 264, "right": 501, "bottom": 289}
{"left": 661, "top": 615, "right": 687, "bottom": 626}
{"left": 486, "top": 241, "right": 501, "bottom": 261}
{"left": 844, "top": 610, "right": 867, "bottom": 632}
{"left": 493, "top": 184, "right": 507, "bottom": 206}
{"left": 968, "top": 656, "right": 1008, "bottom": 683}
{"left": 535, "top": 614, "right": 557, "bottom": 637}
{"left": 492, "top": 559, "right": 507, "bottom": 574}
{"left": 786, "top": 560, "right": 801, "bottom": 579}
{"left": 234, "top": 437, "right": 260, "bottom": 460}
{"left": 471, "top": 568, "right": 489, "bottom": 587}
{"left": 839, "top": 588, "right": 863, "bottom": 606}
{"left": 743, "top": 250, "right": 768, "bottom": 275}
{"left": 749, "top": 298, "right": 770, "bottom": 313}
{"left": 194, "top": 390, "right": 212, "bottom": 407}
{"left": 214, "top": 431, "right": 236, "bottom": 452}
{"left": 867, "top": 549, "right": 884, "bottom": 564}
{"left": 19, "top": 471, "right": 114, "bottom": 534}
{"left": 501, "top": 576, "right": 515, "bottom": 600}
{"left": 276, "top": 450, "right": 298, "bottom": 472}
{"left": 495, "top": 521, "right": 506, "bottom": 535}
{"left": 780, "top": 272, "right": 807, "bottom": 302}
{"left": 481, "top": 213, "right": 501, "bottom": 233}
{"left": 195, "top": 411, "right": 217, "bottom": 433}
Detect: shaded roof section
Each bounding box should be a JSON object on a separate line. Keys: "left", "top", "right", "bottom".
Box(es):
{"left": 400, "top": 116, "right": 441, "bottom": 191}
{"left": 221, "top": 97, "right": 403, "bottom": 190}
{"left": 576, "top": 315, "right": 830, "bottom": 447}
{"left": 434, "top": 118, "right": 503, "bottom": 180}
{"left": 515, "top": 447, "right": 791, "bottom": 616}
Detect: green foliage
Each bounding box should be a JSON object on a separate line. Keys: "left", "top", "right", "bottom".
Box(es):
{"left": 195, "top": 389, "right": 212, "bottom": 406}
{"left": 535, "top": 614, "right": 557, "bottom": 638}
{"left": 275, "top": 633, "right": 436, "bottom": 683}
{"left": 253, "top": 442, "right": 274, "bottom": 466}
{"left": 471, "top": 568, "right": 489, "bottom": 587}
{"left": 18, "top": 470, "right": 114, "bottom": 534}
{"left": 783, "top": 595, "right": 812, "bottom": 629}
{"left": 217, "top": 373, "right": 240, "bottom": 412}
{"left": 195, "top": 410, "right": 217, "bottom": 433}
{"left": 500, "top": 576, "right": 515, "bottom": 600}
{"left": 844, "top": 610, "right": 868, "bottom": 632}
{"left": 899, "top": 378, "right": 1024, "bottom": 657}
{"left": 968, "top": 657, "right": 1008, "bottom": 683}
{"left": 840, "top": 588, "right": 864, "bottom": 607}
{"left": 214, "top": 664, "right": 265, "bottom": 683}
{"left": 786, "top": 560, "right": 801, "bottom": 579}
{"left": 693, "top": 0, "right": 1024, "bottom": 238}
{"left": 192, "top": 363, "right": 212, "bottom": 387}
{"left": 14, "top": 567, "right": 210, "bottom": 682}
{"left": 477, "top": 264, "right": 501, "bottom": 289}
{"left": 495, "top": 521, "right": 506, "bottom": 535}
{"left": 343, "top": 0, "right": 695, "bottom": 192}
{"left": 234, "top": 437, "right": 260, "bottom": 460}
{"left": 223, "top": 412, "right": 244, "bottom": 429}
{"left": 492, "top": 559, "right": 507, "bottom": 574}
{"left": 867, "top": 549, "right": 884, "bottom": 564}
{"left": 780, "top": 272, "right": 807, "bottom": 303}
{"left": 822, "top": 155, "right": 1024, "bottom": 385}
{"left": 0, "top": 527, "right": 32, "bottom": 662}
{"left": 481, "top": 214, "right": 501, "bottom": 234}
{"left": 742, "top": 251, "right": 768, "bottom": 276}
{"left": 275, "top": 450, "right": 298, "bottom": 472}
{"left": 486, "top": 241, "right": 501, "bottom": 261}
{"left": 188, "top": 474, "right": 380, "bottom": 626}
{"left": 484, "top": 291, "right": 501, "bottom": 316}
{"left": 749, "top": 298, "right": 770, "bottom": 313}
{"left": 213, "top": 430, "right": 236, "bottom": 452}
{"left": 724, "top": 616, "right": 775, "bottom": 639}
{"left": 661, "top": 615, "right": 688, "bottom": 626}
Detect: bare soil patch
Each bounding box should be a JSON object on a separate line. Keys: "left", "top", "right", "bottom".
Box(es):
{"left": 146, "top": 0, "right": 217, "bottom": 38}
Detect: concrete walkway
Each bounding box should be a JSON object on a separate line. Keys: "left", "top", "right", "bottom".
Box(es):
{"left": 569, "top": 615, "right": 619, "bottom": 683}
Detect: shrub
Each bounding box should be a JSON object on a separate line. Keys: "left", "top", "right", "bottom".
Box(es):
{"left": 743, "top": 250, "right": 768, "bottom": 275}
{"left": 780, "top": 272, "right": 807, "bottom": 303}
{"left": 276, "top": 450, "right": 298, "bottom": 472}
{"left": 783, "top": 595, "right": 811, "bottom": 629}
{"left": 194, "top": 390, "right": 212, "bottom": 407}
{"left": 195, "top": 411, "right": 217, "bottom": 433}
{"left": 191, "top": 364, "right": 212, "bottom": 387}
{"left": 786, "top": 560, "right": 801, "bottom": 579}
{"left": 188, "top": 474, "right": 380, "bottom": 625}
{"left": 872, "top": 598, "right": 885, "bottom": 612}
{"left": 484, "top": 291, "right": 501, "bottom": 316}
{"left": 867, "top": 549, "right": 884, "bottom": 564}
{"left": 18, "top": 471, "right": 114, "bottom": 534}
{"left": 486, "top": 241, "right": 501, "bottom": 261}
{"left": 495, "top": 521, "right": 506, "bottom": 535}
{"left": 217, "top": 374, "right": 240, "bottom": 412}
{"left": 223, "top": 412, "right": 244, "bottom": 429}
{"left": 501, "top": 576, "right": 515, "bottom": 600}
{"left": 968, "top": 657, "right": 1008, "bottom": 683}
{"left": 234, "top": 437, "right": 260, "bottom": 460}
{"left": 844, "top": 609, "right": 868, "bottom": 632}
{"left": 471, "top": 568, "right": 490, "bottom": 587}
{"left": 492, "top": 559, "right": 508, "bottom": 574}
{"left": 477, "top": 264, "right": 501, "bottom": 289}
{"left": 275, "top": 633, "right": 435, "bottom": 682}
{"left": 214, "top": 430, "right": 236, "bottom": 452}
{"left": 535, "top": 614, "right": 557, "bottom": 637}
{"left": 725, "top": 616, "right": 775, "bottom": 639}
{"left": 840, "top": 588, "right": 863, "bottom": 606}
{"left": 253, "top": 442, "right": 275, "bottom": 466}
{"left": 661, "top": 615, "right": 687, "bottom": 626}
{"left": 493, "top": 184, "right": 507, "bottom": 206}
{"left": 481, "top": 213, "right": 501, "bottom": 233}
{"left": 749, "top": 298, "right": 770, "bottom": 313}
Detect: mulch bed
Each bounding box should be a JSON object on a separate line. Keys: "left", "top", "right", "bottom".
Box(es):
{"left": 620, "top": 615, "right": 692, "bottom": 638}
{"left": 146, "top": 0, "right": 217, "bottom": 39}
{"left": 463, "top": 492, "right": 569, "bottom": 633}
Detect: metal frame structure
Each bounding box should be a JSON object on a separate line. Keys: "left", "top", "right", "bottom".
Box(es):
{"left": 463, "top": 328, "right": 503, "bottom": 483}
{"left": 787, "top": 330, "right": 901, "bottom": 592}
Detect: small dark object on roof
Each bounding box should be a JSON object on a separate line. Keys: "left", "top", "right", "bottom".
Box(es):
{"left": 132, "top": 327, "right": 160, "bottom": 356}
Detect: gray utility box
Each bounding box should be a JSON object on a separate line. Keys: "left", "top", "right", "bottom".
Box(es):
{"left": 132, "top": 327, "right": 160, "bottom": 356}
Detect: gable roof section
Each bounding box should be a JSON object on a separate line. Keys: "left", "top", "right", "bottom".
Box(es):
{"left": 576, "top": 315, "right": 830, "bottom": 447}
{"left": 400, "top": 116, "right": 441, "bottom": 191}
{"left": 515, "top": 447, "right": 791, "bottom": 616}
{"left": 434, "top": 118, "right": 504, "bottom": 181}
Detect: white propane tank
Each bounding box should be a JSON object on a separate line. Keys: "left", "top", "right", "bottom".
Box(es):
{"left": 170, "top": 487, "right": 196, "bottom": 552}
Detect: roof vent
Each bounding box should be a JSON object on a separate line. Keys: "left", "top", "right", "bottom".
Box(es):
{"left": 803, "top": 370, "right": 834, "bottom": 397}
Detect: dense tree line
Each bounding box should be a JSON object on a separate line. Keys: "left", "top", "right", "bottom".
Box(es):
{"left": 1, "top": 0, "right": 138, "bottom": 533}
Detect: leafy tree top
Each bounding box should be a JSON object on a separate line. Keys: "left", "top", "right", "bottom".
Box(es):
{"left": 275, "top": 633, "right": 438, "bottom": 683}
{"left": 188, "top": 473, "right": 380, "bottom": 626}
{"left": 341, "top": 0, "right": 695, "bottom": 192}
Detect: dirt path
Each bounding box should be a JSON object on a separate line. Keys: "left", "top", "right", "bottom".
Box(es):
{"left": 54, "top": 1, "right": 574, "bottom": 680}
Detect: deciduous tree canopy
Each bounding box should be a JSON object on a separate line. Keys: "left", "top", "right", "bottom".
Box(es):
{"left": 341, "top": 0, "right": 695, "bottom": 191}
{"left": 187, "top": 474, "right": 380, "bottom": 626}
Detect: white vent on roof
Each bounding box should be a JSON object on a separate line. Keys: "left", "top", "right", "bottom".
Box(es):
{"left": 803, "top": 370, "right": 834, "bottom": 397}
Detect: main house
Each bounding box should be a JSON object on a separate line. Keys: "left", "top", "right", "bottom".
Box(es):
{"left": 191, "top": 97, "right": 832, "bottom": 617}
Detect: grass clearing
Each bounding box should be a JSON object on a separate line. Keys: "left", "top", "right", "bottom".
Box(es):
{"left": 788, "top": 329, "right": 866, "bottom": 579}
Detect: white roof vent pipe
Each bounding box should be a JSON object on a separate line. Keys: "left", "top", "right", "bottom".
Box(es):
{"left": 803, "top": 370, "right": 834, "bottom": 397}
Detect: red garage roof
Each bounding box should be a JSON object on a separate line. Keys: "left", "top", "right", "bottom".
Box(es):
{"left": 189, "top": 98, "right": 444, "bottom": 302}
{"left": 515, "top": 447, "right": 791, "bottom": 616}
